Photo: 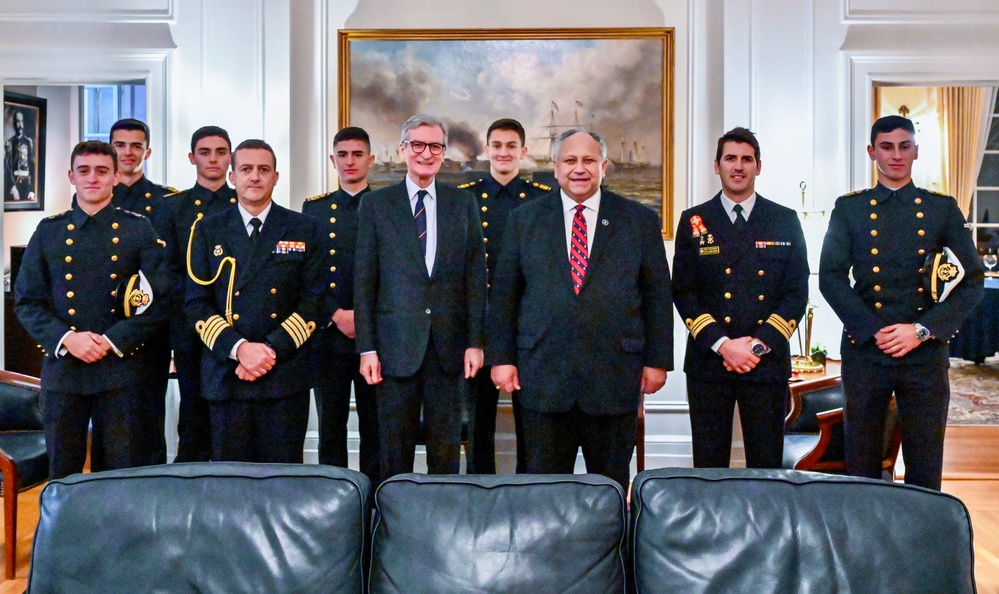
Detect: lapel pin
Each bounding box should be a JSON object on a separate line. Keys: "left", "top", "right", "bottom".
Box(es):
{"left": 601, "top": 219, "right": 609, "bottom": 226}
{"left": 213, "top": 245, "right": 223, "bottom": 256}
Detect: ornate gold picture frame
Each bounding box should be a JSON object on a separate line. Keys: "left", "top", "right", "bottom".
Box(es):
{"left": 338, "top": 28, "right": 675, "bottom": 239}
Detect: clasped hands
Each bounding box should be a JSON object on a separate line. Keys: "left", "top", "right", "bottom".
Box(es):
{"left": 718, "top": 336, "right": 765, "bottom": 374}
{"left": 874, "top": 323, "right": 921, "bottom": 358}
{"left": 236, "top": 341, "right": 276, "bottom": 381}
{"left": 64, "top": 331, "right": 112, "bottom": 363}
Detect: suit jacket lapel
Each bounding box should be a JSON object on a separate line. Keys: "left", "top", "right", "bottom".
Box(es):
{"left": 235, "top": 204, "right": 288, "bottom": 291}
{"left": 702, "top": 193, "right": 749, "bottom": 266}
{"left": 226, "top": 209, "right": 253, "bottom": 291}
{"left": 539, "top": 193, "right": 576, "bottom": 296}
{"left": 385, "top": 180, "right": 428, "bottom": 275}
{"left": 431, "top": 183, "right": 455, "bottom": 278}
{"left": 583, "top": 191, "right": 619, "bottom": 292}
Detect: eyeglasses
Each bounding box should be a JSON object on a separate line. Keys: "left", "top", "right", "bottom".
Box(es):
{"left": 403, "top": 140, "right": 446, "bottom": 155}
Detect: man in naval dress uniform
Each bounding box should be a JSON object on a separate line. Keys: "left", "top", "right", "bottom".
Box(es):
{"left": 459, "top": 118, "right": 549, "bottom": 474}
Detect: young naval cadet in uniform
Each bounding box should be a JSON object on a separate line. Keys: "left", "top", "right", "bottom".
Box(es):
{"left": 14, "top": 140, "right": 170, "bottom": 479}
{"left": 458, "top": 118, "right": 549, "bottom": 474}
{"left": 819, "top": 115, "right": 983, "bottom": 490}
{"left": 162, "top": 126, "right": 238, "bottom": 462}
{"left": 672, "top": 127, "right": 808, "bottom": 469}
{"left": 108, "top": 117, "right": 176, "bottom": 465}
{"left": 186, "top": 139, "right": 326, "bottom": 463}
{"left": 301, "top": 126, "right": 380, "bottom": 484}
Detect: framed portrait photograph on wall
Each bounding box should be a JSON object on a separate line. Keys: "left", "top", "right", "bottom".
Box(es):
{"left": 338, "top": 28, "right": 675, "bottom": 238}
{"left": 3, "top": 91, "right": 47, "bottom": 212}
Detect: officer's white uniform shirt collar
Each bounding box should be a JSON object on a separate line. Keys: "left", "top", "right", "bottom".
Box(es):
{"left": 237, "top": 201, "right": 273, "bottom": 236}
{"left": 560, "top": 189, "right": 601, "bottom": 258}
{"left": 720, "top": 192, "right": 757, "bottom": 223}
{"left": 405, "top": 176, "right": 438, "bottom": 275}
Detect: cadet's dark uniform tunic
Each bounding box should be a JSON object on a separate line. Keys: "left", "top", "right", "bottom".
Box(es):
{"left": 819, "top": 182, "right": 983, "bottom": 490}
{"left": 302, "top": 187, "right": 379, "bottom": 484}
{"left": 14, "top": 204, "right": 170, "bottom": 479}
{"left": 459, "top": 175, "right": 548, "bottom": 474}
{"left": 186, "top": 203, "right": 326, "bottom": 462}
{"left": 673, "top": 193, "right": 809, "bottom": 469}
{"left": 111, "top": 175, "right": 176, "bottom": 465}
{"left": 161, "top": 183, "right": 237, "bottom": 462}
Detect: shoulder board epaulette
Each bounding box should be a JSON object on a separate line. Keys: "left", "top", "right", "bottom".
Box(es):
{"left": 163, "top": 186, "right": 178, "bottom": 193}
{"left": 841, "top": 189, "right": 867, "bottom": 198}
{"left": 532, "top": 182, "right": 552, "bottom": 191}
{"left": 120, "top": 209, "right": 147, "bottom": 219}
{"left": 926, "top": 189, "right": 950, "bottom": 197}
{"left": 304, "top": 193, "right": 328, "bottom": 202}
{"left": 458, "top": 180, "right": 480, "bottom": 189}
{"left": 164, "top": 189, "right": 186, "bottom": 198}
{"left": 45, "top": 210, "right": 71, "bottom": 220}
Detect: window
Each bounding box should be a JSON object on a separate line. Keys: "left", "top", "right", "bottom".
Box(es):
{"left": 971, "top": 93, "right": 999, "bottom": 256}
{"left": 81, "top": 83, "right": 146, "bottom": 142}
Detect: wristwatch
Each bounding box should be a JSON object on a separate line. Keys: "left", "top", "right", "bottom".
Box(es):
{"left": 913, "top": 323, "right": 932, "bottom": 342}
{"left": 751, "top": 340, "right": 767, "bottom": 356}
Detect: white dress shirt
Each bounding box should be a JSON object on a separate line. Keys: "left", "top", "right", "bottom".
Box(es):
{"left": 229, "top": 201, "right": 274, "bottom": 359}
{"left": 560, "top": 189, "right": 601, "bottom": 259}
{"left": 719, "top": 192, "right": 757, "bottom": 223}
{"left": 406, "top": 176, "right": 438, "bottom": 275}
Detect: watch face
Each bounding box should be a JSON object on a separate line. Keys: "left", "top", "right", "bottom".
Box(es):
{"left": 916, "top": 327, "right": 930, "bottom": 340}
{"left": 752, "top": 343, "right": 766, "bottom": 356}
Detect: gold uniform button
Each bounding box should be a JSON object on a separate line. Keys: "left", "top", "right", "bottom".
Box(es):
{"left": 482, "top": 222, "right": 489, "bottom": 228}
{"left": 145, "top": 206, "right": 152, "bottom": 212}
{"left": 870, "top": 199, "right": 877, "bottom": 206}
{"left": 520, "top": 193, "right": 526, "bottom": 199}
{"left": 483, "top": 237, "right": 488, "bottom": 243}
{"left": 112, "top": 222, "right": 119, "bottom": 230}
{"left": 918, "top": 268, "right": 925, "bottom": 274}
{"left": 195, "top": 200, "right": 202, "bottom": 206}
{"left": 870, "top": 230, "right": 878, "bottom": 237}
{"left": 874, "top": 285, "right": 881, "bottom": 292}
{"left": 871, "top": 248, "right": 878, "bottom": 255}
{"left": 67, "top": 224, "right": 75, "bottom": 231}
{"left": 111, "top": 255, "right": 118, "bottom": 262}
{"left": 758, "top": 295, "right": 765, "bottom": 301}
{"left": 330, "top": 249, "right": 336, "bottom": 255}
{"left": 70, "top": 327, "right": 76, "bottom": 331}
{"left": 725, "top": 268, "right": 731, "bottom": 275}
{"left": 111, "top": 273, "right": 118, "bottom": 280}
{"left": 270, "top": 288, "right": 277, "bottom": 294}
{"left": 915, "top": 198, "right": 922, "bottom": 204}
{"left": 758, "top": 320, "right": 764, "bottom": 325}
{"left": 330, "top": 217, "right": 337, "bottom": 224}
{"left": 65, "top": 274, "right": 73, "bottom": 281}
{"left": 918, "top": 230, "right": 925, "bottom": 236}
{"left": 918, "top": 249, "right": 925, "bottom": 255}
{"left": 112, "top": 237, "right": 120, "bottom": 244}
{"left": 145, "top": 193, "right": 152, "bottom": 198}
{"left": 331, "top": 203, "right": 337, "bottom": 210}
{"left": 111, "top": 291, "right": 116, "bottom": 297}
{"left": 873, "top": 266, "right": 880, "bottom": 273}
{"left": 724, "top": 292, "right": 732, "bottom": 299}
{"left": 234, "top": 291, "right": 240, "bottom": 297}
{"left": 233, "top": 314, "right": 240, "bottom": 321}
{"left": 758, "top": 270, "right": 764, "bottom": 276}
{"left": 485, "top": 253, "right": 490, "bottom": 259}
{"left": 67, "top": 291, "right": 75, "bottom": 298}
{"left": 481, "top": 193, "right": 488, "bottom": 199}
{"left": 724, "top": 316, "right": 732, "bottom": 323}
{"left": 917, "top": 307, "right": 924, "bottom": 312}
{"left": 271, "top": 313, "right": 278, "bottom": 319}
{"left": 68, "top": 309, "right": 76, "bottom": 315}
{"left": 329, "top": 232, "right": 336, "bottom": 239}
{"left": 330, "top": 266, "right": 337, "bottom": 272}
{"left": 481, "top": 206, "right": 488, "bottom": 212}
{"left": 66, "top": 239, "right": 74, "bottom": 246}
{"left": 916, "top": 212, "right": 924, "bottom": 218}
{"left": 875, "top": 302, "right": 882, "bottom": 309}
{"left": 230, "top": 198, "right": 237, "bottom": 204}
{"left": 870, "top": 213, "right": 877, "bottom": 220}
{"left": 330, "top": 282, "right": 337, "bottom": 289}
{"left": 918, "top": 287, "right": 925, "bottom": 293}
{"left": 65, "top": 256, "right": 72, "bottom": 263}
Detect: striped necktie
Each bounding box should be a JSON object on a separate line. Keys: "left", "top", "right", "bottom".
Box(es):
{"left": 415, "top": 190, "right": 428, "bottom": 256}
{"left": 570, "top": 204, "right": 589, "bottom": 294}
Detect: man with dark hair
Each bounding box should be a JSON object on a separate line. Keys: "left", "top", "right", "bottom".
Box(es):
{"left": 820, "top": 115, "right": 983, "bottom": 490}
{"left": 162, "top": 125, "right": 237, "bottom": 462}
{"left": 673, "top": 127, "right": 809, "bottom": 469}
{"left": 107, "top": 117, "right": 176, "bottom": 465}
{"left": 459, "top": 118, "right": 550, "bottom": 474}
{"left": 187, "top": 139, "right": 325, "bottom": 463}
{"left": 301, "top": 126, "right": 380, "bottom": 484}
{"left": 488, "top": 129, "right": 672, "bottom": 490}
{"left": 14, "top": 140, "right": 170, "bottom": 478}
{"left": 355, "top": 114, "right": 487, "bottom": 478}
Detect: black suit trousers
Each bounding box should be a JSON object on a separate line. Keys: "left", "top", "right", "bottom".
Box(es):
{"left": 467, "top": 367, "right": 527, "bottom": 474}
{"left": 520, "top": 404, "right": 636, "bottom": 491}
{"left": 843, "top": 347, "right": 950, "bottom": 490}
{"left": 314, "top": 352, "right": 379, "bottom": 485}
{"left": 208, "top": 391, "right": 310, "bottom": 463}
{"left": 377, "top": 339, "right": 463, "bottom": 478}
{"left": 173, "top": 342, "right": 212, "bottom": 462}
{"left": 687, "top": 379, "right": 787, "bottom": 469}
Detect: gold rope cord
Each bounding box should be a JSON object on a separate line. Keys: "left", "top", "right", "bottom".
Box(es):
{"left": 187, "top": 213, "right": 237, "bottom": 326}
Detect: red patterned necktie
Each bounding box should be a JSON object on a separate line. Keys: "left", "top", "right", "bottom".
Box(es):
{"left": 570, "top": 204, "right": 589, "bottom": 294}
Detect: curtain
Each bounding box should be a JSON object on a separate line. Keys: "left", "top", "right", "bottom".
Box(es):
{"left": 940, "top": 86, "right": 999, "bottom": 215}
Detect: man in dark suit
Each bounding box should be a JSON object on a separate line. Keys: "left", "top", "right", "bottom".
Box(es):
{"left": 109, "top": 117, "right": 176, "bottom": 466}
{"left": 355, "top": 114, "right": 487, "bottom": 478}
{"left": 162, "top": 125, "right": 237, "bottom": 462}
{"left": 186, "top": 139, "right": 326, "bottom": 463}
{"left": 672, "top": 127, "right": 809, "bottom": 469}
{"left": 459, "top": 118, "right": 550, "bottom": 474}
{"left": 488, "top": 129, "right": 672, "bottom": 490}
{"left": 820, "top": 115, "right": 983, "bottom": 490}
{"left": 14, "top": 140, "right": 170, "bottom": 479}
{"left": 302, "top": 126, "right": 379, "bottom": 485}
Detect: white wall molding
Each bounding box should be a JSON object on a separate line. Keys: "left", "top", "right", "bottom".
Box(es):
{"left": 0, "top": 0, "right": 174, "bottom": 24}
{"left": 842, "top": 0, "right": 999, "bottom": 25}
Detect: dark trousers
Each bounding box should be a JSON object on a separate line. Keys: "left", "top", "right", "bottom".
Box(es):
{"left": 41, "top": 386, "right": 144, "bottom": 480}
{"left": 137, "top": 334, "right": 170, "bottom": 465}
{"left": 378, "top": 341, "right": 463, "bottom": 478}
{"left": 315, "top": 352, "right": 379, "bottom": 485}
{"left": 687, "top": 379, "right": 786, "bottom": 469}
{"left": 467, "top": 367, "right": 527, "bottom": 474}
{"left": 208, "top": 391, "right": 310, "bottom": 463}
{"left": 173, "top": 344, "right": 212, "bottom": 462}
{"left": 843, "top": 349, "right": 950, "bottom": 490}
{"left": 520, "top": 404, "right": 636, "bottom": 491}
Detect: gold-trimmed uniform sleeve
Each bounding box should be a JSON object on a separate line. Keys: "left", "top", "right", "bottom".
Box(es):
{"left": 766, "top": 313, "right": 796, "bottom": 341}
{"left": 197, "top": 314, "right": 231, "bottom": 350}
{"left": 280, "top": 312, "right": 316, "bottom": 349}
{"left": 685, "top": 314, "right": 717, "bottom": 340}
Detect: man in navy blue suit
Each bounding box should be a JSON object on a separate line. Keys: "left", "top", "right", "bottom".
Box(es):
{"left": 487, "top": 129, "right": 672, "bottom": 490}
{"left": 355, "top": 114, "right": 487, "bottom": 478}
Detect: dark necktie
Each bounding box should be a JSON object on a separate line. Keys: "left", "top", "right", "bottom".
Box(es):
{"left": 415, "top": 190, "right": 428, "bottom": 256}
{"left": 249, "top": 217, "right": 262, "bottom": 243}
{"left": 733, "top": 204, "right": 747, "bottom": 233}
{"left": 570, "top": 204, "right": 589, "bottom": 295}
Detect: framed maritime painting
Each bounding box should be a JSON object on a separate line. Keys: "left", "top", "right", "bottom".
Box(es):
{"left": 338, "top": 28, "right": 675, "bottom": 238}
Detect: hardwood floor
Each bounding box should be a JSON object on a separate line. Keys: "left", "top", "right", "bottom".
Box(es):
{"left": 3, "top": 426, "right": 998, "bottom": 592}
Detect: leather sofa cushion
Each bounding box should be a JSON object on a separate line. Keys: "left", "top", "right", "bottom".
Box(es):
{"left": 370, "top": 473, "right": 626, "bottom": 593}
{"left": 28, "top": 462, "right": 370, "bottom": 594}
{"left": 630, "top": 468, "right": 975, "bottom": 594}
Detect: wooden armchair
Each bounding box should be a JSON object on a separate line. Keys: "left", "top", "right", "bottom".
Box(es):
{"left": 0, "top": 369, "right": 48, "bottom": 579}
{"left": 783, "top": 376, "right": 901, "bottom": 481}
